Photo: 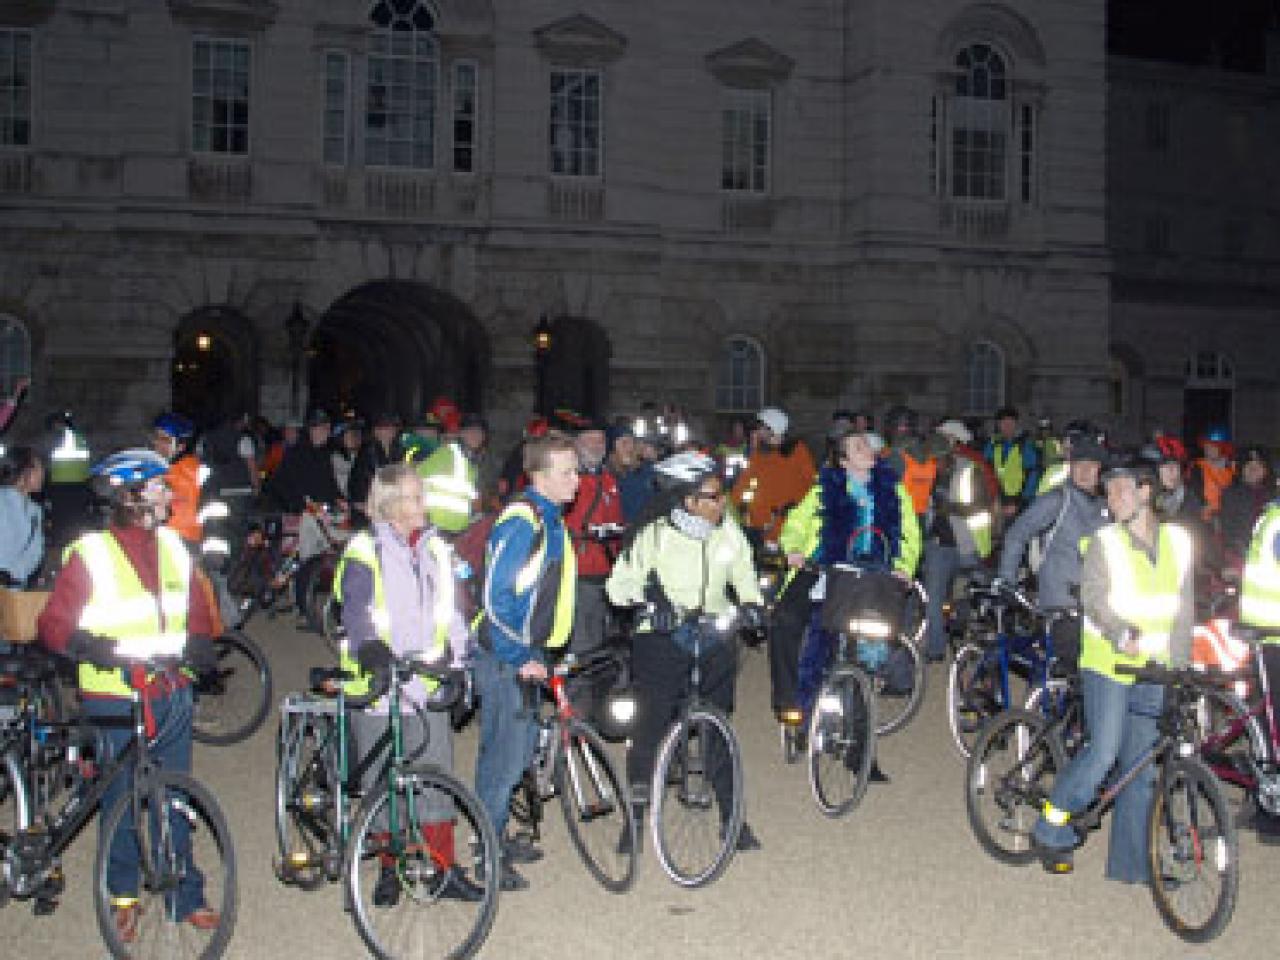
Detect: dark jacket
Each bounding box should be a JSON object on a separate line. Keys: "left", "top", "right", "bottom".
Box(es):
{"left": 265, "top": 439, "right": 342, "bottom": 512}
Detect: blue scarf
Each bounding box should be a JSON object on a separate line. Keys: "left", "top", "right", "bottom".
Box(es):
{"left": 816, "top": 462, "right": 902, "bottom": 566}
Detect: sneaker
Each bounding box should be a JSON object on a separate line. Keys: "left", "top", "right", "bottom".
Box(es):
{"left": 1037, "top": 844, "right": 1073, "bottom": 875}
{"left": 868, "top": 763, "right": 891, "bottom": 784}
{"left": 436, "top": 866, "right": 485, "bottom": 903}
{"left": 373, "top": 865, "right": 401, "bottom": 907}
{"left": 111, "top": 902, "right": 141, "bottom": 944}
{"left": 497, "top": 862, "right": 529, "bottom": 892}
{"left": 502, "top": 834, "right": 544, "bottom": 865}
{"left": 735, "top": 822, "right": 762, "bottom": 852}
{"left": 185, "top": 906, "right": 221, "bottom": 930}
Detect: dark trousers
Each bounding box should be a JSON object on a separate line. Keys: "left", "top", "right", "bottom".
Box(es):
{"left": 768, "top": 570, "right": 817, "bottom": 715}
{"left": 627, "top": 631, "right": 737, "bottom": 807}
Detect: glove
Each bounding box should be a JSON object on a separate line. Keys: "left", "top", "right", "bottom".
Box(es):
{"left": 186, "top": 634, "right": 220, "bottom": 672}
{"left": 67, "top": 629, "right": 122, "bottom": 670}
{"left": 740, "top": 604, "right": 766, "bottom": 632}
{"left": 355, "top": 641, "right": 394, "bottom": 675}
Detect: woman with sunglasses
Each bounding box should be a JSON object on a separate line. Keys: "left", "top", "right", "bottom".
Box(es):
{"left": 606, "top": 450, "right": 765, "bottom": 849}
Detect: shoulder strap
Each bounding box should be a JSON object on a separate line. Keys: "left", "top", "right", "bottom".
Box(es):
{"left": 1042, "top": 486, "right": 1072, "bottom": 551}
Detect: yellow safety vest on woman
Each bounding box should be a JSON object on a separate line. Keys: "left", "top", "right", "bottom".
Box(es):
{"left": 332, "top": 529, "right": 455, "bottom": 695}
{"left": 67, "top": 527, "right": 192, "bottom": 697}
{"left": 1240, "top": 503, "right": 1280, "bottom": 637}
{"left": 1079, "top": 523, "right": 1192, "bottom": 684}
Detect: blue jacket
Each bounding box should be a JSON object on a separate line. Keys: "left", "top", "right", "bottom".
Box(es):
{"left": 0, "top": 487, "right": 43, "bottom": 583}
{"left": 483, "top": 489, "right": 567, "bottom": 668}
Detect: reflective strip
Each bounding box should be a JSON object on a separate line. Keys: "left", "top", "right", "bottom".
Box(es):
{"left": 1241, "top": 507, "right": 1280, "bottom": 626}
{"left": 966, "top": 511, "right": 992, "bottom": 531}
{"left": 424, "top": 492, "right": 472, "bottom": 514}
{"left": 114, "top": 632, "right": 185, "bottom": 659}
{"left": 198, "top": 501, "right": 230, "bottom": 523}
{"left": 196, "top": 464, "right": 211, "bottom": 487}
{"left": 1042, "top": 802, "right": 1071, "bottom": 826}
{"left": 1240, "top": 595, "right": 1280, "bottom": 624}
{"left": 201, "top": 537, "right": 230, "bottom": 556}
{"left": 371, "top": 607, "right": 391, "bottom": 635}
{"left": 955, "top": 463, "right": 973, "bottom": 504}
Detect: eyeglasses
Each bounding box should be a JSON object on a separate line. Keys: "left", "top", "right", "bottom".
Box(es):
{"left": 692, "top": 489, "right": 725, "bottom": 502}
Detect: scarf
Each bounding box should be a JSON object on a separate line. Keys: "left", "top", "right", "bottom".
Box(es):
{"left": 669, "top": 506, "right": 714, "bottom": 542}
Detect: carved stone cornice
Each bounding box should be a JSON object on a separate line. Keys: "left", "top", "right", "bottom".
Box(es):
{"left": 705, "top": 38, "right": 795, "bottom": 89}
{"left": 534, "top": 14, "right": 626, "bottom": 67}
{"left": 168, "top": 1, "right": 279, "bottom": 33}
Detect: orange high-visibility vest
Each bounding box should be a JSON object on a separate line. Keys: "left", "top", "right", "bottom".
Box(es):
{"left": 1195, "top": 459, "right": 1235, "bottom": 519}
{"left": 900, "top": 451, "right": 938, "bottom": 516}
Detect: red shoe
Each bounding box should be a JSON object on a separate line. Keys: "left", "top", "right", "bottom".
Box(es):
{"left": 185, "top": 906, "right": 221, "bottom": 931}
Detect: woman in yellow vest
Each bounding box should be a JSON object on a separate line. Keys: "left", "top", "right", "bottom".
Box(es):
{"left": 1240, "top": 499, "right": 1280, "bottom": 778}
{"left": 334, "top": 462, "right": 482, "bottom": 905}
{"left": 36, "top": 448, "right": 221, "bottom": 941}
{"left": 1033, "top": 452, "right": 1194, "bottom": 879}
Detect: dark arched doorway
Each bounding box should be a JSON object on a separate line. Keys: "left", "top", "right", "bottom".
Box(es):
{"left": 541, "top": 315, "right": 610, "bottom": 419}
{"left": 308, "top": 281, "right": 489, "bottom": 419}
{"left": 171, "top": 307, "right": 258, "bottom": 429}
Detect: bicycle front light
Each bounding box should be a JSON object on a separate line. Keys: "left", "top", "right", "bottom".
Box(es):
{"left": 596, "top": 687, "right": 638, "bottom": 741}
{"left": 847, "top": 617, "right": 891, "bottom": 639}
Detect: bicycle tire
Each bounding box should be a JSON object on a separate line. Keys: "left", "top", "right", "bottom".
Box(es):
{"left": 0, "top": 747, "right": 31, "bottom": 846}
{"left": 807, "top": 666, "right": 876, "bottom": 817}
{"left": 556, "top": 717, "right": 637, "bottom": 893}
{"left": 94, "top": 769, "right": 238, "bottom": 960}
{"left": 868, "top": 634, "right": 925, "bottom": 737}
{"left": 192, "top": 631, "right": 274, "bottom": 746}
{"left": 651, "top": 706, "right": 743, "bottom": 888}
{"left": 946, "top": 641, "right": 1004, "bottom": 759}
{"left": 346, "top": 766, "right": 499, "bottom": 960}
{"left": 274, "top": 711, "right": 339, "bottom": 888}
{"left": 965, "top": 708, "right": 1065, "bottom": 865}
{"left": 1148, "top": 756, "right": 1239, "bottom": 943}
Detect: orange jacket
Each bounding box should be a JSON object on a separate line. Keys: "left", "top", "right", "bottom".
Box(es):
{"left": 1194, "top": 458, "right": 1235, "bottom": 520}
{"left": 730, "top": 441, "right": 817, "bottom": 542}
{"left": 166, "top": 453, "right": 204, "bottom": 545}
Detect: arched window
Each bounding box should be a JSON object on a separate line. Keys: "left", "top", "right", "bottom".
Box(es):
{"left": 716, "top": 336, "right": 764, "bottom": 412}
{"left": 0, "top": 313, "right": 31, "bottom": 396}
{"left": 966, "top": 340, "right": 1004, "bottom": 414}
{"left": 365, "top": 0, "right": 439, "bottom": 168}
{"left": 951, "top": 43, "right": 1008, "bottom": 200}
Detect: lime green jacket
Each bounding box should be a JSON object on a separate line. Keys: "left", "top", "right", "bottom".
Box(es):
{"left": 779, "top": 481, "right": 921, "bottom": 578}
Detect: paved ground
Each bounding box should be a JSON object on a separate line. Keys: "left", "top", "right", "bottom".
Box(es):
{"left": 7, "top": 615, "right": 1280, "bottom": 959}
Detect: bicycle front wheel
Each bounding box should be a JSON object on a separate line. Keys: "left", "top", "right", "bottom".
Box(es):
{"left": 347, "top": 766, "right": 499, "bottom": 960}
{"left": 556, "top": 717, "right": 637, "bottom": 893}
{"left": 274, "top": 710, "right": 339, "bottom": 888}
{"left": 651, "top": 707, "right": 743, "bottom": 888}
{"left": 1149, "top": 756, "right": 1239, "bottom": 943}
{"left": 94, "top": 770, "right": 237, "bottom": 959}
{"left": 193, "top": 631, "right": 273, "bottom": 746}
{"left": 947, "top": 642, "right": 1004, "bottom": 758}
{"left": 807, "top": 666, "right": 876, "bottom": 817}
{"left": 965, "top": 708, "right": 1064, "bottom": 865}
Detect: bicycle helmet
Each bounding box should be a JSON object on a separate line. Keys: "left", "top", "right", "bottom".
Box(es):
{"left": 92, "top": 448, "right": 170, "bottom": 488}
{"left": 152, "top": 412, "right": 195, "bottom": 441}
{"left": 1100, "top": 449, "right": 1156, "bottom": 486}
{"left": 653, "top": 450, "right": 718, "bottom": 492}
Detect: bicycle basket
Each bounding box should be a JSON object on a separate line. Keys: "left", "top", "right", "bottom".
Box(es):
{"left": 820, "top": 563, "right": 903, "bottom": 639}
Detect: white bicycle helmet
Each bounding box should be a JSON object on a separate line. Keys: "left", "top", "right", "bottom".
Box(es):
{"left": 653, "top": 450, "right": 718, "bottom": 491}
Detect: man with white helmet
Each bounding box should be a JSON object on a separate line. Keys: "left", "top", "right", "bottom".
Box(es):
{"left": 728, "top": 406, "right": 816, "bottom": 547}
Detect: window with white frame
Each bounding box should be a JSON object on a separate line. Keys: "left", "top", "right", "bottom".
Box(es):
{"left": 721, "top": 89, "right": 770, "bottom": 193}
{"left": 192, "top": 37, "right": 250, "bottom": 155}
{"left": 716, "top": 337, "right": 764, "bottom": 412}
{"left": 365, "top": 0, "right": 438, "bottom": 169}
{"left": 452, "top": 61, "right": 477, "bottom": 173}
{"left": 966, "top": 341, "right": 1005, "bottom": 414}
{"left": 951, "top": 44, "right": 1008, "bottom": 200}
{"left": 549, "top": 68, "right": 601, "bottom": 177}
{"left": 323, "top": 51, "right": 349, "bottom": 165}
{"left": 0, "top": 29, "right": 32, "bottom": 148}
{"left": 0, "top": 314, "right": 30, "bottom": 396}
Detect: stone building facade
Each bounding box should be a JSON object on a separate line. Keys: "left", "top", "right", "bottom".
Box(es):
{"left": 0, "top": 0, "right": 1271, "bottom": 454}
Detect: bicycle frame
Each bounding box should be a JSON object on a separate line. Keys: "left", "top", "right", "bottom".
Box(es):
{"left": 1199, "top": 641, "right": 1280, "bottom": 794}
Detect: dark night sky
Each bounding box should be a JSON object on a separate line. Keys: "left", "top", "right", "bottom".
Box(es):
{"left": 1109, "top": 0, "right": 1280, "bottom": 72}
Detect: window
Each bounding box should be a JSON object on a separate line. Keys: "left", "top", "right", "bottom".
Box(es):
{"left": 366, "top": 0, "right": 438, "bottom": 169}
{"left": 452, "top": 61, "right": 477, "bottom": 173}
{"left": 1144, "top": 101, "right": 1169, "bottom": 152}
{"left": 549, "top": 68, "right": 600, "bottom": 177}
{"left": 1018, "top": 103, "right": 1035, "bottom": 204}
{"left": 192, "top": 37, "right": 250, "bottom": 155}
{"left": 721, "top": 89, "right": 770, "bottom": 193}
{"left": 1185, "top": 351, "right": 1234, "bottom": 388}
{"left": 966, "top": 341, "right": 1005, "bottom": 414}
{"left": 716, "top": 337, "right": 764, "bottom": 412}
{"left": 0, "top": 29, "right": 32, "bottom": 148}
{"left": 323, "top": 51, "right": 349, "bottom": 165}
{"left": 0, "top": 314, "right": 30, "bottom": 396}
{"left": 951, "top": 44, "right": 1008, "bottom": 201}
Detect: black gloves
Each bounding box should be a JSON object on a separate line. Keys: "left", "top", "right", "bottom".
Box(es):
{"left": 740, "top": 604, "right": 766, "bottom": 631}
{"left": 186, "top": 634, "right": 220, "bottom": 673}
{"left": 355, "top": 641, "right": 394, "bottom": 675}
{"left": 67, "top": 630, "right": 122, "bottom": 670}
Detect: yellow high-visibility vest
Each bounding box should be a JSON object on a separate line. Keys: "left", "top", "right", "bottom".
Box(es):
{"left": 1240, "top": 503, "right": 1280, "bottom": 638}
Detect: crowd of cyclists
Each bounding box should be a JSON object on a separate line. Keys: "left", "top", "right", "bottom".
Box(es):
{"left": 1, "top": 377, "right": 1278, "bottom": 955}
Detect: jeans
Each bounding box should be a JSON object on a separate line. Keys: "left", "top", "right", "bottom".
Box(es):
{"left": 1033, "top": 670, "right": 1163, "bottom": 883}
{"left": 922, "top": 542, "right": 979, "bottom": 660}
{"left": 473, "top": 649, "right": 538, "bottom": 841}
{"left": 83, "top": 685, "right": 207, "bottom": 920}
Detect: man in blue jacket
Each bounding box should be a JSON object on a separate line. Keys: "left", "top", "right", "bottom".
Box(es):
{"left": 474, "top": 429, "right": 579, "bottom": 891}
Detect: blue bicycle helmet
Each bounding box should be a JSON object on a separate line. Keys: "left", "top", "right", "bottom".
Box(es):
{"left": 92, "top": 448, "right": 170, "bottom": 487}
{"left": 152, "top": 412, "right": 195, "bottom": 441}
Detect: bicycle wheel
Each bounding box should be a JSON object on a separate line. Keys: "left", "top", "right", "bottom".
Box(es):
{"left": 347, "top": 766, "right": 499, "bottom": 960}
{"left": 807, "top": 666, "right": 876, "bottom": 817}
{"left": 94, "top": 770, "right": 237, "bottom": 960}
{"left": 865, "top": 635, "right": 925, "bottom": 737}
{"left": 0, "top": 747, "right": 31, "bottom": 846}
{"left": 965, "top": 708, "right": 1065, "bottom": 865}
{"left": 556, "top": 717, "right": 637, "bottom": 892}
{"left": 274, "top": 711, "right": 339, "bottom": 888}
{"left": 1148, "top": 756, "right": 1239, "bottom": 943}
{"left": 192, "top": 631, "right": 273, "bottom": 746}
{"left": 651, "top": 707, "right": 743, "bottom": 888}
{"left": 947, "top": 642, "right": 1004, "bottom": 759}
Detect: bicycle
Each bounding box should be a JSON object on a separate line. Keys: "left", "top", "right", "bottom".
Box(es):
{"left": 508, "top": 650, "right": 638, "bottom": 893}
{"left": 649, "top": 609, "right": 745, "bottom": 888}
{"left": 965, "top": 662, "right": 1239, "bottom": 943}
{"left": 274, "top": 645, "right": 499, "bottom": 960}
{"left": 190, "top": 629, "right": 273, "bottom": 746}
{"left": 0, "top": 646, "right": 237, "bottom": 958}
{"left": 806, "top": 629, "right": 877, "bottom": 817}
{"left": 946, "top": 572, "right": 1076, "bottom": 758}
